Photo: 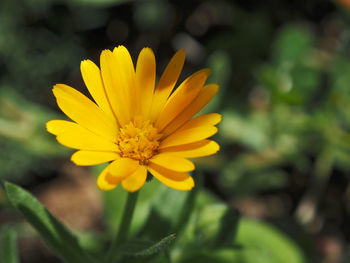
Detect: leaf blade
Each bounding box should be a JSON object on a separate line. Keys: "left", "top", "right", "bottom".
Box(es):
{"left": 5, "top": 182, "right": 95, "bottom": 263}
{"left": 121, "top": 233, "right": 177, "bottom": 257}
{"left": 1, "top": 228, "right": 19, "bottom": 263}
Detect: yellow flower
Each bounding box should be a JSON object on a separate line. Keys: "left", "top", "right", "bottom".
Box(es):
{"left": 47, "top": 46, "right": 221, "bottom": 192}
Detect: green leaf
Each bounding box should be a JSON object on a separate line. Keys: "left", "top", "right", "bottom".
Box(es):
{"left": 137, "top": 183, "right": 191, "bottom": 241}
{"left": 122, "top": 234, "right": 177, "bottom": 257}
{"left": 5, "top": 182, "right": 95, "bottom": 263}
{"left": 235, "top": 218, "right": 307, "bottom": 263}
{"left": 1, "top": 228, "right": 19, "bottom": 263}
{"left": 213, "top": 208, "right": 240, "bottom": 248}
{"left": 192, "top": 204, "right": 241, "bottom": 248}
{"left": 184, "top": 199, "right": 306, "bottom": 263}
{"left": 194, "top": 204, "right": 233, "bottom": 245}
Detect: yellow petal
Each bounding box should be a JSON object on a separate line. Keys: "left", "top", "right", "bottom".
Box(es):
{"left": 71, "top": 150, "right": 120, "bottom": 166}
{"left": 148, "top": 163, "right": 194, "bottom": 191}
{"left": 162, "top": 84, "right": 219, "bottom": 137}
{"left": 105, "top": 158, "right": 139, "bottom": 184}
{"left": 46, "top": 120, "right": 77, "bottom": 136}
{"left": 56, "top": 123, "right": 119, "bottom": 151}
{"left": 166, "top": 68, "right": 211, "bottom": 100}
{"left": 160, "top": 140, "right": 220, "bottom": 158}
{"left": 113, "top": 46, "right": 137, "bottom": 118}
{"left": 97, "top": 164, "right": 119, "bottom": 191}
{"left": 136, "top": 48, "right": 156, "bottom": 118}
{"left": 121, "top": 165, "right": 147, "bottom": 193}
{"left": 155, "top": 70, "right": 209, "bottom": 131}
{"left": 177, "top": 113, "right": 222, "bottom": 132}
{"left": 150, "top": 153, "right": 195, "bottom": 172}
{"left": 149, "top": 50, "right": 186, "bottom": 121}
{"left": 159, "top": 126, "right": 218, "bottom": 149}
{"left": 52, "top": 84, "right": 118, "bottom": 142}
{"left": 100, "top": 49, "right": 130, "bottom": 126}
{"left": 80, "top": 59, "right": 115, "bottom": 120}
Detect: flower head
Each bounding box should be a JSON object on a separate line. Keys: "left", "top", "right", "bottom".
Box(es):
{"left": 47, "top": 46, "right": 221, "bottom": 192}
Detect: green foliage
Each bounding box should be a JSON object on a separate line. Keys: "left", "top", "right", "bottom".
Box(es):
{"left": 178, "top": 206, "right": 306, "bottom": 263}
{"left": 273, "top": 25, "right": 315, "bottom": 65}
{"left": 235, "top": 218, "right": 306, "bottom": 263}
{"left": 5, "top": 182, "right": 94, "bottom": 263}
{"left": 256, "top": 25, "right": 320, "bottom": 104}
{"left": 219, "top": 23, "right": 350, "bottom": 198}
{"left": 4, "top": 177, "right": 307, "bottom": 263}
{"left": 120, "top": 234, "right": 176, "bottom": 257}
{"left": 1, "top": 228, "right": 19, "bottom": 263}
{"left": 97, "top": 179, "right": 306, "bottom": 263}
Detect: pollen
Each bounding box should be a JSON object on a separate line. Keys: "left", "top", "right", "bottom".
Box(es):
{"left": 117, "top": 116, "right": 162, "bottom": 164}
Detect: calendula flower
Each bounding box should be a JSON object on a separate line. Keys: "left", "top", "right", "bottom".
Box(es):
{"left": 47, "top": 46, "right": 220, "bottom": 192}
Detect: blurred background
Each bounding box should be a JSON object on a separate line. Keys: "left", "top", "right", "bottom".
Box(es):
{"left": 0, "top": 0, "right": 350, "bottom": 262}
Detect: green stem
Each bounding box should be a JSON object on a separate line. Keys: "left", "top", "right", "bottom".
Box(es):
{"left": 106, "top": 191, "right": 139, "bottom": 263}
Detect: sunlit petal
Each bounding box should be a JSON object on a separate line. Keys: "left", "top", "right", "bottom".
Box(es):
{"left": 148, "top": 163, "right": 195, "bottom": 191}
{"left": 160, "top": 126, "right": 218, "bottom": 149}
{"left": 155, "top": 70, "right": 210, "bottom": 131}
{"left": 105, "top": 158, "right": 139, "bottom": 184}
{"left": 136, "top": 48, "right": 156, "bottom": 118}
{"left": 149, "top": 50, "right": 186, "bottom": 121}
{"left": 150, "top": 153, "right": 195, "bottom": 172}
{"left": 162, "top": 84, "right": 219, "bottom": 137}
{"left": 160, "top": 140, "right": 220, "bottom": 158}
{"left": 80, "top": 59, "right": 115, "bottom": 119}
{"left": 97, "top": 164, "right": 119, "bottom": 191}
{"left": 52, "top": 84, "right": 118, "bottom": 142}
{"left": 121, "top": 165, "right": 147, "bottom": 193}
{"left": 71, "top": 150, "right": 120, "bottom": 166}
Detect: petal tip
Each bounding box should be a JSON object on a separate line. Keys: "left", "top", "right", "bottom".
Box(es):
{"left": 70, "top": 152, "right": 80, "bottom": 165}
{"left": 212, "top": 126, "right": 219, "bottom": 136}
{"left": 140, "top": 47, "right": 155, "bottom": 56}
{"left": 97, "top": 177, "right": 118, "bottom": 191}
{"left": 218, "top": 114, "right": 223, "bottom": 122}
{"left": 52, "top": 84, "right": 60, "bottom": 91}
{"left": 121, "top": 184, "right": 139, "bottom": 193}
{"left": 212, "top": 141, "right": 220, "bottom": 154}
{"left": 177, "top": 49, "right": 186, "bottom": 56}
{"left": 113, "top": 45, "right": 129, "bottom": 54}
{"left": 100, "top": 49, "right": 112, "bottom": 58}
{"left": 202, "top": 68, "right": 212, "bottom": 77}
{"left": 182, "top": 177, "right": 195, "bottom": 191}
{"left": 188, "top": 161, "right": 196, "bottom": 172}
{"left": 212, "top": 84, "right": 220, "bottom": 92}
{"left": 213, "top": 113, "right": 223, "bottom": 125}
{"left": 80, "top": 59, "right": 90, "bottom": 68}
{"left": 46, "top": 120, "right": 55, "bottom": 134}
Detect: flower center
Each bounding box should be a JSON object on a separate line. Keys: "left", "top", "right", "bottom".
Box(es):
{"left": 117, "top": 116, "right": 162, "bottom": 165}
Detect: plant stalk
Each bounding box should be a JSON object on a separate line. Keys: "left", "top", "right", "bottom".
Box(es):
{"left": 106, "top": 191, "right": 139, "bottom": 263}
